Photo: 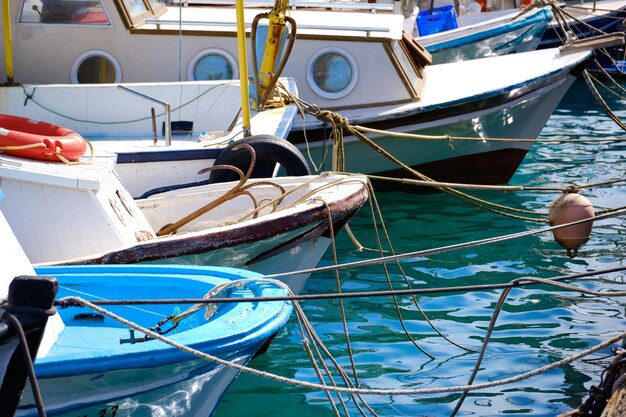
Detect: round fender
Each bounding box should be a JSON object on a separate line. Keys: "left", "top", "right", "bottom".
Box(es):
{"left": 209, "top": 135, "right": 310, "bottom": 183}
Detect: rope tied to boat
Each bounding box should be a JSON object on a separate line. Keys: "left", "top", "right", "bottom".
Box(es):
{"left": 316, "top": 109, "right": 350, "bottom": 131}
{"left": 0, "top": 139, "right": 94, "bottom": 165}
{"left": 302, "top": 101, "right": 552, "bottom": 222}
{"left": 151, "top": 279, "right": 280, "bottom": 336}
{"left": 52, "top": 271, "right": 626, "bottom": 398}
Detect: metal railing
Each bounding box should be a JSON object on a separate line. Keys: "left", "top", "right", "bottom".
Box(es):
{"left": 117, "top": 85, "right": 172, "bottom": 146}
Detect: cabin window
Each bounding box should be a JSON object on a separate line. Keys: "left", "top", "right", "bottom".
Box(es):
{"left": 188, "top": 49, "right": 238, "bottom": 81}
{"left": 20, "top": 0, "right": 111, "bottom": 25}
{"left": 145, "top": 0, "right": 165, "bottom": 11}
{"left": 306, "top": 47, "right": 358, "bottom": 100}
{"left": 71, "top": 50, "right": 122, "bottom": 83}
{"left": 122, "top": 0, "right": 150, "bottom": 18}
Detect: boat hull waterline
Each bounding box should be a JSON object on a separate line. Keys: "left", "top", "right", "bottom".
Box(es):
{"left": 290, "top": 49, "right": 592, "bottom": 185}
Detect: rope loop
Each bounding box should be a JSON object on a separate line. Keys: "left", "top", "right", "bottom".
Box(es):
{"left": 23, "top": 86, "right": 36, "bottom": 107}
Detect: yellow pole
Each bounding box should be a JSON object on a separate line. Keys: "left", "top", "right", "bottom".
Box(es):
{"left": 257, "top": 0, "right": 288, "bottom": 105}
{"left": 235, "top": 0, "right": 251, "bottom": 136}
{"left": 2, "top": 0, "right": 14, "bottom": 83}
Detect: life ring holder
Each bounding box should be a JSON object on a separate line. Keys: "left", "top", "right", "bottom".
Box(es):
{"left": 208, "top": 135, "right": 310, "bottom": 184}
{"left": 0, "top": 114, "right": 91, "bottom": 163}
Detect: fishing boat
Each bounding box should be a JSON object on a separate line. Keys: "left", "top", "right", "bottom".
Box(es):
{"left": 0, "top": 0, "right": 608, "bottom": 184}
{"left": 392, "top": 4, "right": 553, "bottom": 63}
{"left": 0, "top": 189, "right": 294, "bottom": 416}
{"left": 0, "top": 151, "right": 369, "bottom": 294}
{"left": 0, "top": 81, "right": 302, "bottom": 198}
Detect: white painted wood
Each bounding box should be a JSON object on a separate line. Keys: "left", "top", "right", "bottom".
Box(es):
{"left": 0, "top": 193, "right": 64, "bottom": 357}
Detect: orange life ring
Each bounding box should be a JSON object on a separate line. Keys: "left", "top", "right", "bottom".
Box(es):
{"left": 0, "top": 114, "right": 87, "bottom": 162}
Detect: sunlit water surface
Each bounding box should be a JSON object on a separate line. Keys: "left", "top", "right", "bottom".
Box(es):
{"left": 213, "top": 79, "right": 626, "bottom": 416}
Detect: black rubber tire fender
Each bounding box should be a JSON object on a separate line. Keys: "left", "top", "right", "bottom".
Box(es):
{"left": 208, "top": 135, "right": 310, "bottom": 183}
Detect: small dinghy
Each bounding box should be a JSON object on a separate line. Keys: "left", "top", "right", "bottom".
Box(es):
{"left": 0, "top": 189, "right": 294, "bottom": 417}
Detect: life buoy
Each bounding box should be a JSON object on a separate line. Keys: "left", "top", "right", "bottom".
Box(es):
{"left": 0, "top": 114, "right": 87, "bottom": 162}
{"left": 209, "top": 135, "right": 310, "bottom": 183}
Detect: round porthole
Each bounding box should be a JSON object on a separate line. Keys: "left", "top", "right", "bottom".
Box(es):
{"left": 306, "top": 47, "right": 358, "bottom": 100}
{"left": 188, "top": 49, "right": 238, "bottom": 81}
{"left": 71, "top": 50, "right": 121, "bottom": 84}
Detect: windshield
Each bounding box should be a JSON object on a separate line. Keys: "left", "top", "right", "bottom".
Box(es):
{"left": 20, "top": 0, "right": 111, "bottom": 25}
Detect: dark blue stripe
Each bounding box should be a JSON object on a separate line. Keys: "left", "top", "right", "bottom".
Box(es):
{"left": 115, "top": 147, "right": 222, "bottom": 164}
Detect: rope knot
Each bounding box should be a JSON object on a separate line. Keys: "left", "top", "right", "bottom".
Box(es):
{"left": 317, "top": 110, "right": 350, "bottom": 129}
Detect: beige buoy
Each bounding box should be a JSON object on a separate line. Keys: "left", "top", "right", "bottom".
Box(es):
{"left": 548, "top": 188, "right": 594, "bottom": 258}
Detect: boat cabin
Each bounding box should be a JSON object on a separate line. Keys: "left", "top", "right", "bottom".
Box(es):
{"left": 2, "top": 0, "right": 429, "bottom": 109}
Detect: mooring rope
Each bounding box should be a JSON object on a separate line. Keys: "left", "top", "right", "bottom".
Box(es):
{"left": 55, "top": 278, "right": 626, "bottom": 398}
{"left": 19, "top": 83, "right": 227, "bottom": 126}
{"left": 297, "top": 100, "right": 578, "bottom": 223}
{"left": 366, "top": 175, "right": 626, "bottom": 192}
{"left": 55, "top": 265, "right": 626, "bottom": 308}
{"left": 261, "top": 207, "right": 626, "bottom": 279}
{"left": 450, "top": 277, "right": 626, "bottom": 416}
{"left": 2, "top": 311, "right": 48, "bottom": 417}
{"left": 360, "top": 179, "right": 474, "bottom": 355}
{"left": 352, "top": 125, "right": 626, "bottom": 144}
{"left": 583, "top": 70, "right": 626, "bottom": 132}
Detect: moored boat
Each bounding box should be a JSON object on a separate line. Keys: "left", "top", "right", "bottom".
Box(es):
{"left": 290, "top": 47, "right": 593, "bottom": 185}
{"left": 538, "top": 0, "right": 626, "bottom": 50}
{"left": 0, "top": 150, "right": 368, "bottom": 294}
{"left": 415, "top": 5, "right": 553, "bottom": 63}
{"left": 0, "top": 79, "right": 300, "bottom": 198}
{"left": 0, "top": 0, "right": 605, "bottom": 184}
{"left": 0, "top": 188, "right": 294, "bottom": 416}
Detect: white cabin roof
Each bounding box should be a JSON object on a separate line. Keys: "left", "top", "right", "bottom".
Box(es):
{"left": 154, "top": 5, "right": 405, "bottom": 39}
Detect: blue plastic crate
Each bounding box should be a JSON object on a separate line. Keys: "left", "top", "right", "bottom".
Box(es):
{"left": 417, "top": 5, "right": 458, "bottom": 37}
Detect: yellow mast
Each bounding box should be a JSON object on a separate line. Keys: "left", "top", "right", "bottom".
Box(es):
{"left": 2, "top": 0, "right": 14, "bottom": 84}
{"left": 235, "top": 0, "right": 251, "bottom": 136}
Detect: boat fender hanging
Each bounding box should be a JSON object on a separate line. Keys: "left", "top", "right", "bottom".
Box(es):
{"left": 548, "top": 187, "right": 594, "bottom": 258}
{"left": 0, "top": 114, "right": 87, "bottom": 162}
{"left": 208, "top": 135, "right": 310, "bottom": 184}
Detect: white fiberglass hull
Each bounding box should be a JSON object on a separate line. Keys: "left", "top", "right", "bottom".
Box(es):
{"left": 289, "top": 48, "right": 591, "bottom": 184}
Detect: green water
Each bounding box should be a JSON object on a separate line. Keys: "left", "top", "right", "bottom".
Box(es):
{"left": 214, "top": 79, "right": 626, "bottom": 416}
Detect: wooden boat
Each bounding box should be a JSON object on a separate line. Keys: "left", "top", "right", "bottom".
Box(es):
{"left": 0, "top": 189, "right": 294, "bottom": 416}
{"left": 0, "top": 151, "right": 369, "bottom": 294}
{"left": 0, "top": 0, "right": 602, "bottom": 184}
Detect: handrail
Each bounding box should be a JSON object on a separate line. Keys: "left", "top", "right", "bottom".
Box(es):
{"left": 144, "top": 18, "right": 391, "bottom": 33}
{"left": 117, "top": 85, "right": 172, "bottom": 146}
{"left": 166, "top": 0, "right": 395, "bottom": 13}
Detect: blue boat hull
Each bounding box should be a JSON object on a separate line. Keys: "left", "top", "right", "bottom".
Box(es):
{"left": 15, "top": 265, "right": 293, "bottom": 417}
{"left": 423, "top": 8, "right": 553, "bottom": 63}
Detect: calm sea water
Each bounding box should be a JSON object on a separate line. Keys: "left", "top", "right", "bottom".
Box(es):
{"left": 214, "top": 78, "right": 626, "bottom": 416}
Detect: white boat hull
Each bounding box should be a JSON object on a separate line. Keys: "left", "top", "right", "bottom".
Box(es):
{"left": 289, "top": 48, "right": 590, "bottom": 184}
{"left": 17, "top": 355, "right": 249, "bottom": 417}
